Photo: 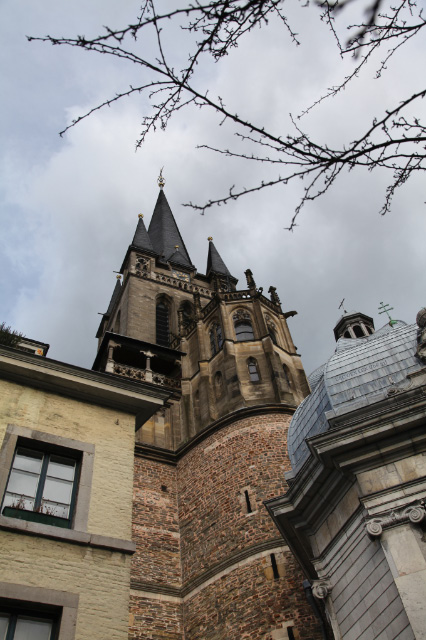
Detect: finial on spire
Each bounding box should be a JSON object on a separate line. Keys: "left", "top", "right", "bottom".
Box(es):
{"left": 338, "top": 298, "right": 347, "bottom": 314}
{"left": 116, "top": 274, "right": 122, "bottom": 280}
{"left": 174, "top": 245, "right": 179, "bottom": 250}
{"left": 158, "top": 167, "right": 165, "bottom": 189}
{"left": 208, "top": 236, "right": 213, "bottom": 242}
{"left": 138, "top": 213, "right": 144, "bottom": 219}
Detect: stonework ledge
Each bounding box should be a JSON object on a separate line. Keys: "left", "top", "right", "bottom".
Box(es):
{"left": 365, "top": 499, "right": 426, "bottom": 538}
{"left": 0, "top": 515, "right": 136, "bottom": 554}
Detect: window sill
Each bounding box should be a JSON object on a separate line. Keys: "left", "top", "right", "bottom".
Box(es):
{"left": 2, "top": 507, "right": 70, "bottom": 528}
{"left": 0, "top": 515, "right": 136, "bottom": 554}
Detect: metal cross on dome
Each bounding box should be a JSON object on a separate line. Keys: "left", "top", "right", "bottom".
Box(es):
{"left": 378, "top": 301, "right": 397, "bottom": 326}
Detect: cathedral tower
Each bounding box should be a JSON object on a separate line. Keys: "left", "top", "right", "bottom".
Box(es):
{"left": 93, "top": 183, "right": 323, "bottom": 640}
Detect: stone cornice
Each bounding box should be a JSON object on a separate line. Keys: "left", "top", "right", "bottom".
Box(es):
{"left": 135, "top": 403, "right": 296, "bottom": 462}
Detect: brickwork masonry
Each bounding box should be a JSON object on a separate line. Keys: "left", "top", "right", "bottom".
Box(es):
{"left": 130, "top": 412, "right": 324, "bottom": 640}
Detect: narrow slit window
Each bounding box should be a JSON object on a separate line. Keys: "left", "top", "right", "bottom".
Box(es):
{"left": 270, "top": 553, "right": 279, "bottom": 580}
{"left": 287, "top": 627, "right": 296, "bottom": 640}
{"left": 244, "top": 490, "right": 252, "bottom": 514}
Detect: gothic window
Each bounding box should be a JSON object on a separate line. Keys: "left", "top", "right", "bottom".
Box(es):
{"left": 247, "top": 357, "right": 260, "bottom": 382}
{"left": 156, "top": 302, "right": 170, "bottom": 347}
{"left": 344, "top": 331, "right": 351, "bottom": 338}
{"left": 209, "top": 322, "right": 224, "bottom": 356}
{"left": 233, "top": 310, "right": 254, "bottom": 341}
{"left": 210, "top": 329, "right": 217, "bottom": 356}
{"left": 283, "top": 365, "right": 292, "bottom": 388}
{"left": 268, "top": 324, "right": 278, "bottom": 345}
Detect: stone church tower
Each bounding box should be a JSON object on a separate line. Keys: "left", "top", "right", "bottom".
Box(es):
{"left": 93, "top": 182, "right": 324, "bottom": 640}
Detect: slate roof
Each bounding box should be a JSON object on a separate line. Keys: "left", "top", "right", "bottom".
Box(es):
{"left": 106, "top": 278, "right": 121, "bottom": 316}
{"left": 206, "top": 240, "right": 233, "bottom": 277}
{"left": 147, "top": 190, "right": 193, "bottom": 268}
{"left": 132, "top": 216, "right": 155, "bottom": 253}
{"left": 288, "top": 320, "right": 422, "bottom": 472}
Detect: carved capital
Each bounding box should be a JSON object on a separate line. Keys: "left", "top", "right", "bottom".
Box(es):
{"left": 365, "top": 500, "right": 426, "bottom": 538}
{"left": 312, "top": 580, "right": 331, "bottom": 599}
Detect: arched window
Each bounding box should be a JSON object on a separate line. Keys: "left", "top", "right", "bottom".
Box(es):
{"left": 283, "top": 365, "right": 292, "bottom": 388}
{"left": 209, "top": 322, "right": 224, "bottom": 357}
{"left": 210, "top": 329, "right": 217, "bottom": 356}
{"left": 216, "top": 324, "right": 223, "bottom": 350}
{"left": 353, "top": 325, "right": 364, "bottom": 338}
{"left": 156, "top": 302, "right": 170, "bottom": 346}
{"left": 247, "top": 358, "right": 260, "bottom": 382}
{"left": 268, "top": 325, "right": 277, "bottom": 345}
{"left": 233, "top": 310, "right": 254, "bottom": 342}
{"left": 344, "top": 331, "right": 351, "bottom": 338}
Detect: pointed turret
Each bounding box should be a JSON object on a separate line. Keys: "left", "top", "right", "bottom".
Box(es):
{"left": 148, "top": 190, "right": 193, "bottom": 268}
{"left": 132, "top": 214, "right": 155, "bottom": 253}
{"left": 206, "top": 238, "right": 233, "bottom": 277}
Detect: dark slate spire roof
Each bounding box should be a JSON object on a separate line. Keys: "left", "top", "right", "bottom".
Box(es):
{"left": 132, "top": 215, "right": 155, "bottom": 253}
{"left": 148, "top": 190, "right": 193, "bottom": 268}
{"left": 206, "top": 239, "right": 232, "bottom": 277}
{"left": 106, "top": 277, "right": 121, "bottom": 316}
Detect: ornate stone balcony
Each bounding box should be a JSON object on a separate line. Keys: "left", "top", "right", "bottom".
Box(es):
{"left": 113, "top": 363, "right": 181, "bottom": 390}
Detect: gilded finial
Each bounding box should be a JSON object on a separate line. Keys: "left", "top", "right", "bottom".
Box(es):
{"left": 116, "top": 274, "right": 122, "bottom": 280}
{"left": 174, "top": 245, "right": 179, "bottom": 250}
{"left": 158, "top": 167, "right": 165, "bottom": 189}
{"left": 208, "top": 236, "right": 213, "bottom": 241}
{"left": 138, "top": 213, "right": 144, "bottom": 219}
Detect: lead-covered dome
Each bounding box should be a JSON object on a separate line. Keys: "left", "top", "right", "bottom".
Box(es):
{"left": 287, "top": 319, "right": 422, "bottom": 473}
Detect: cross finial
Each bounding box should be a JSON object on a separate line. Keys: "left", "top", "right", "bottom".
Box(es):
{"left": 378, "top": 301, "right": 396, "bottom": 325}
{"left": 158, "top": 167, "right": 165, "bottom": 189}
{"left": 338, "top": 298, "right": 347, "bottom": 314}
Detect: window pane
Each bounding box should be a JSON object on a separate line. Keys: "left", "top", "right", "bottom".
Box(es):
{"left": 42, "top": 477, "right": 73, "bottom": 505}
{"left": 13, "top": 451, "right": 43, "bottom": 474}
{"left": 6, "top": 470, "right": 39, "bottom": 498}
{"left": 46, "top": 457, "right": 75, "bottom": 482}
{"left": 3, "top": 492, "right": 35, "bottom": 511}
{"left": 0, "top": 615, "right": 9, "bottom": 640}
{"left": 15, "top": 617, "right": 52, "bottom": 640}
{"left": 40, "top": 500, "right": 69, "bottom": 518}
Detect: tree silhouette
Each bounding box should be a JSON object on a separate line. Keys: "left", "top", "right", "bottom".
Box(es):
{"left": 29, "top": 0, "right": 426, "bottom": 229}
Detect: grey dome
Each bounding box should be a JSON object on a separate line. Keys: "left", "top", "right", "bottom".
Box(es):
{"left": 288, "top": 320, "right": 421, "bottom": 473}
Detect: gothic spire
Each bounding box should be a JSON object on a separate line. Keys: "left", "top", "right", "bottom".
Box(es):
{"left": 132, "top": 214, "right": 155, "bottom": 253}
{"left": 106, "top": 276, "right": 121, "bottom": 316}
{"left": 148, "top": 190, "right": 193, "bottom": 268}
{"left": 206, "top": 237, "right": 232, "bottom": 277}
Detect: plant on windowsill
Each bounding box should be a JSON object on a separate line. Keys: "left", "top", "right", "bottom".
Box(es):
{"left": 2, "top": 497, "right": 70, "bottom": 529}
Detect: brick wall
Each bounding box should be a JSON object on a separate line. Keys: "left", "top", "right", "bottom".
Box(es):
{"left": 130, "top": 412, "right": 324, "bottom": 640}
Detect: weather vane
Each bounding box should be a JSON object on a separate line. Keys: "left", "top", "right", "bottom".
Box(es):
{"left": 158, "top": 167, "right": 165, "bottom": 189}
{"left": 338, "top": 298, "right": 347, "bottom": 314}
{"left": 378, "top": 301, "right": 397, "bottom": 326}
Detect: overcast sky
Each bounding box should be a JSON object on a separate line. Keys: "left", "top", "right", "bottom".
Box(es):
{"left": 0, "top": 0, "right": 425, "bottom": 377}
